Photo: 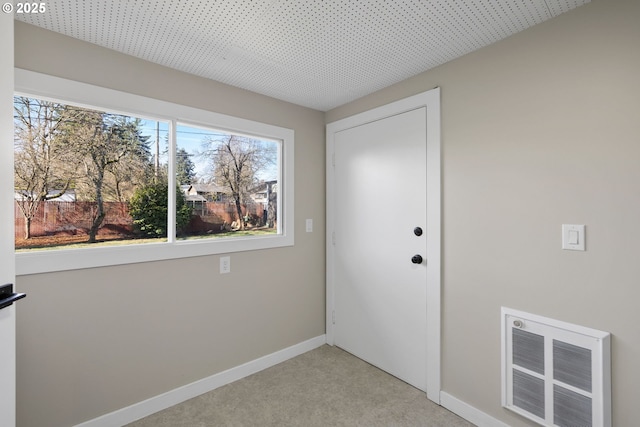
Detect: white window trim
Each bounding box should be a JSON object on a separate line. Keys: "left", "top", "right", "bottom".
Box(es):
{"left": 14, "top": 69, "right": 294, "bottom": 275}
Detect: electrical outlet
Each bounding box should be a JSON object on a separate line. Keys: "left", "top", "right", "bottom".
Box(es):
{"left": 220, "top": 256, "right": 231, "bottom": 274}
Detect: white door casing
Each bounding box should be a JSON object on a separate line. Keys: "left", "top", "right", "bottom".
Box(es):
{"left": 326, "top": 89, "right": 441, "bottom": 402}
{"left": 1, "top": 12, "right": 17, "bottom": 427}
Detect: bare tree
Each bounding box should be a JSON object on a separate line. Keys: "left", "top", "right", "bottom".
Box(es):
{"left": 13, "top": 97, "right": 78, "bottom": 239}
{"left": 60, "top": 110, "right": 151, "bottom": 242}
{"left": 101, "top": 119, "right": 153, "bottom": 202}
{"left": 201, "top": 135, "right": 276, "bottom": 230}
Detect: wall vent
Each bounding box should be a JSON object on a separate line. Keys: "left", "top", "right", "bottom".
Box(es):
{"left": 501, "top": 307, "right": 611, "bottom": 427}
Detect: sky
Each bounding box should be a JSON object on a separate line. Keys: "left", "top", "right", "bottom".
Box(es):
{"left": 139, "top": 120, "right": 279, "bottom": 182}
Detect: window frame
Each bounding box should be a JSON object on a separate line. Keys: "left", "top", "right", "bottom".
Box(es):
{"left": 14, "top": 69, "right": 294, "bottom": 275}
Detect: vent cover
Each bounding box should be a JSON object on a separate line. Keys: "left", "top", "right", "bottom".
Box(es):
{"left": 501, "top": 307, "right": 611, "bottom": 427}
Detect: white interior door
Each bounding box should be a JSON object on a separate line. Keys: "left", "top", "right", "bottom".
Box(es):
{"left": 327, "top": 89, "right": 441, "bottom": 400}
{"left": 1, "top": 11, "right": 16, "bottom": 427}
{"left": 333, "top": 107, "right": 427, "bottom": 390}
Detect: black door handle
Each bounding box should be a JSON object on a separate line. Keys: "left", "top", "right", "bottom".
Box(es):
{"left": 411, "top": 255, "right": 423, "bottom": 264}
{"left": 0, "top": 284, "right": 26, "bottom": 310}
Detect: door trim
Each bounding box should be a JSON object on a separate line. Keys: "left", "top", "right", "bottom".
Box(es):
{"left": 1, "top": 10, "right": 16, "bottom": 427}
{"left": 326, "top": 88, "right": 441, "bottom": 403}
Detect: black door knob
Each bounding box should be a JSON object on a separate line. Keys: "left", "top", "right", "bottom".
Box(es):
{"left": 411, "top": 254, "right": 423, "bottom": 264}
{"left": 414, "top": 227, "right": 423, "bottom": 236}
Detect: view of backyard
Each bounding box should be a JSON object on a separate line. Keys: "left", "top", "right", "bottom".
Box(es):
{"left": 13, "top": 96, "right": 279, "bottom": 251}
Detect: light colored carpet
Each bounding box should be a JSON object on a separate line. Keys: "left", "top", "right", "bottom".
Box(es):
{"left": 126, "top": 344, "right": 475, "bottom": 427}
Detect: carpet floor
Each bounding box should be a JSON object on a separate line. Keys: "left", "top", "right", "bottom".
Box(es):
{"left": 126, "top": 344, "right": 475, "bottom": 427}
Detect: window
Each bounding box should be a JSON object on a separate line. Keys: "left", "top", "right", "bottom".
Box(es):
{"left": 14, "top": 69, "right": 294, "bottom": 275}
{"left": 14, "top": 96, "right": 171, "bottom": 248}
{"left": 175, "top": 123, "right": 281, "bottom": 240}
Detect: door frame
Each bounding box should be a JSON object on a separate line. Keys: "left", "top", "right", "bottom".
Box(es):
{"left": 326, "top": 88, "right": 441, "bottom": 403}
{"left": 1, "top": 11, "right": 16, "bottom": 427}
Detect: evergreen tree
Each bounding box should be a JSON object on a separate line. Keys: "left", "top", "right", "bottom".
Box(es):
{"left": 176, "top": 147, "right": 196, "bottom": 184}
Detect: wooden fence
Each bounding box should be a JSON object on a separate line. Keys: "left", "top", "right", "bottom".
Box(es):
{"left": 14, "top": 201, "right": 132, "bottom": 239}
{"left": 14, "top": 200, "right": 268, "bottom": 239}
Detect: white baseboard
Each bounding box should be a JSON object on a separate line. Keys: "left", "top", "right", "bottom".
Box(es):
{"left": 440, "top": 391, "right": 511, "bottom": 427}
{"left": 74, "top": 335, "right": 327, "bottom": 427}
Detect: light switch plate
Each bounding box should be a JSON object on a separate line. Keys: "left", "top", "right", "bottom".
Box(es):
{"left": 306, "top": 219, "right": 313, "bottom": 232}
{"left": 562, "top": 224, "right": 585, "bottom": 251}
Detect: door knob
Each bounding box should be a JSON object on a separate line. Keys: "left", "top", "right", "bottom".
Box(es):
{"left": 414, "top": 227, "right": 423, "bottom": 236}
{"left": 411, "top": 254, "right": 423, "bottom": 264}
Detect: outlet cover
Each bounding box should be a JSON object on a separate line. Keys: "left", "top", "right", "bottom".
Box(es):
{"left": 220, "top": 256, "right": 231, "bottom": 274}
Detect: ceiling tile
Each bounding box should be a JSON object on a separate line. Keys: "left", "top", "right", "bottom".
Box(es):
{"left": 15, "top": 0, "right": 591, "bottom": 111}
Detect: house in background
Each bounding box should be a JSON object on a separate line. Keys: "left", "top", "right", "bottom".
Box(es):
{"left": 4, "top": 1, "right": 639, "bottom": 427}
{"left": 183, "top": 183, "right": 223, "bottom": 215}
{"left": 14, "top": 189, "right": 76, "bottom": 202}
{"left": 185, "top": 183, "right": 223, "bottom": 202}
{"left": 248, "top": 180, "right": 276, "bottom": 206}
{"left": 248, "top": 180, "right": 277, "bottom": 227}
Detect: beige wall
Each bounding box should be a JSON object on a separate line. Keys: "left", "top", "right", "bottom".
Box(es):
{"left": 328, "top": 0, "right": 640, "bottom": 425}
{"left": 14, "top": 23, "right": 326, "bottom": 427}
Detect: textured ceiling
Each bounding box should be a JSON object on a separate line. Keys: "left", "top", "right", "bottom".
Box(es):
{"left": 15, "top": 0, "right": 590, "bottom": 111}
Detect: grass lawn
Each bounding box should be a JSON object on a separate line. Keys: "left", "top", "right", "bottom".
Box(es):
{"left": 179, "top": 228, "right": 277, "bottom": 240}
{"left": 16, "top": 228, "right": 277, "bottom": 251}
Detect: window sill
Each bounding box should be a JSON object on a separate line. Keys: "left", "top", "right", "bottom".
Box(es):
{"left": 16, "top": 232, "right": 293, "bottom": 275}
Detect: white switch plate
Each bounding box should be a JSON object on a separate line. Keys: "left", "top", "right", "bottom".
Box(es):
{"left": 306, "top": 219, "right": 313, "bottom": 232}
{"left": 562, "top": 224, "right": 585, "bottom": 251}
{"left": 220, "top": 256, "right": 231, "bottom": 274}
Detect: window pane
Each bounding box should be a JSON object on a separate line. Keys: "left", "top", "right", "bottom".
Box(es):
{"left": 14, "top": 95, "right": 169, "bottom": 250}
{"left": 176, "top": 123, "right": 280, "bottom": 240}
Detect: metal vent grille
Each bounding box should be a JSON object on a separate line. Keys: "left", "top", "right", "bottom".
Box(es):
{"left": 513, "top": 369, "right": 545, "bottom": 419}
{"left": 513, "top": 328, "right": 545, "bottom": 375}
{"left": 554, "top": 384, "right": 592, "bottom": 427}
{"left": 554, "top": 339, "right": 592, "bottom": 392}
{"left": 15, "top": 0, "right": 591, "bottom": 111}
{"left": 502, "top": 307, "right": 611, "bottom": 427}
